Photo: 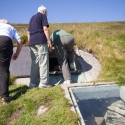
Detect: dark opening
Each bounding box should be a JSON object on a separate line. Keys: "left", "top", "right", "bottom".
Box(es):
{"left": 49, "top": 47, "right": 78, "bottom": 72}
{"left": 49, "top": 58, "right": 60, "bottom": 71}
{"left": 49, "top": 57, "right": 76, "bottom": 72}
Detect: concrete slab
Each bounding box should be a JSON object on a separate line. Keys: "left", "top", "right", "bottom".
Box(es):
{"left": 10, "top": 47, "right": 31, "bottom": 77}
{"left": 78, "top": 50, "right": 101, "bottom": 82}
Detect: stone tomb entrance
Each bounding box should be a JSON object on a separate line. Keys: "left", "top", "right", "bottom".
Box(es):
{"left": 10, "top": 46, "right": 101, "bottom": 85}
{"left": 9, "top": 46, "right": 81, "bottom": 85}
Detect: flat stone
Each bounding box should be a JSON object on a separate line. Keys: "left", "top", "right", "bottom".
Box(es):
{"left": 36, "top": 106, "right": 48, "bottom": 116}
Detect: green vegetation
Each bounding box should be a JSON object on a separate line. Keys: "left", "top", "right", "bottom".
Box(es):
{"left": 0, "top": 85, "right": 78, "bottom": 125}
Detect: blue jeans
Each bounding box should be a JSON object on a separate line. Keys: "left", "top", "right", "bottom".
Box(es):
{"left": 29, "top": 44, "right": 49, "bottom": 87}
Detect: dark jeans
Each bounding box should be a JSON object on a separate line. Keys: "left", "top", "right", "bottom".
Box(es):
{"left": 0, "top": 36, "right": 13, "bottom": 98}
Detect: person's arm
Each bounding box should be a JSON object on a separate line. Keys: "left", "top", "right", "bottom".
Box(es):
{"left": 74, "top": 49, "right": 80, "bottom": 57}
{"left": 43, "top": 26, "right": 52, "bottom": 52}
{"left": 27, "top": 31, "right": 30, "bottom": 44}
{"left": 12, "top": 39, "right": 22, "bottom": 60}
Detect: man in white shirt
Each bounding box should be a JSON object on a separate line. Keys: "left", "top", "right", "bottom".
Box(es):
{"left": 0, "top": 19, "right": 22, "bottom": 105}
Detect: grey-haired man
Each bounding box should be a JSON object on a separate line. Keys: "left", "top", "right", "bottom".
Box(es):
{"left": 0, "top": 19, "right": 22, "bottom": 104}
{"left": 28, "top": 5, "right": 52, "bottom": 88}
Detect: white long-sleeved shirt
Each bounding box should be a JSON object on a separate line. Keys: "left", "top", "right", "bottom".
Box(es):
{"left": 0, "top": 22, "right": 20, "bottom": 42}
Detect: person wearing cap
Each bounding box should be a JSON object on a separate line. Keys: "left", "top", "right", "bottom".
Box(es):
{"left": 0, "top": 19, "right": 22, "bottom": 105}
{"left": 28, "top": 5, "right": 52, "bottom": 88}
{"left": 50, "top": 30, "right": 78, "bottom": 84}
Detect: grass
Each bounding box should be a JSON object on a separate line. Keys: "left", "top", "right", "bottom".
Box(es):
{"left": 0, "top": 84, "right": 78, "bottom": 125}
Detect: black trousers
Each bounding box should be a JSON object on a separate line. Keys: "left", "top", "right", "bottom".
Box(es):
{"left": 0, "top": 36, "right": 13, "bottom": 98}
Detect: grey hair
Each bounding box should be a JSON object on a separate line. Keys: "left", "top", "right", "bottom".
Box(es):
{"left": 0, "top": 19, "right": 9, "bottom": 24}
{"left": 38, "top": 5, "right": 47, "bottom": 13}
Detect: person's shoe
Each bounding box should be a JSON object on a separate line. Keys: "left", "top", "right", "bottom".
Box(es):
{"left": 39, "top": 83, "right": 52, "bottom": 88}
{"left": 29, "top": 83, "right": 37, "bottom": 89}
{"left": 63, "top": 80, "right": 71, "bottom": 85}
{"left": 2, "top": 96, "right": 11, "bottom": 105}
{"left": 70, "top": 63, "right": 75, "bottom": 70}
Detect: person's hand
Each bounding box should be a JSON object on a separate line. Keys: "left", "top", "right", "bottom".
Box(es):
{"left": 74, "top": 51, "right": 81, "bottom": 57}
{"left": 48, "top": 43, "right": 52, "bottom": 52}
{"left": 74, "top": 53, "right": 80, "bottom": 57}
{"left": 12, "top": 53, "right": 18, "bottom": 60}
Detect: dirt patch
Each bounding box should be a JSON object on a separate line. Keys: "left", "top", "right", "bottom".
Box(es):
{"left": 7, "top": 107, "right": 23, "bottom": 125}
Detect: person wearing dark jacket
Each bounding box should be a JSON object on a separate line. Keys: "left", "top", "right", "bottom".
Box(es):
{"left": 28, "top": 5, "right": 52, "bottom": 88}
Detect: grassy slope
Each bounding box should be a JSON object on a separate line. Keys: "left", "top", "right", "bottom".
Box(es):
{"left": 1, "top": 22, "right": 124, "bottom": 125}
{"left": 13, "top": 22, "right": 125, "bottom": 85}
{"left": 0, "top": 85, "right": 78, "bottom": 125}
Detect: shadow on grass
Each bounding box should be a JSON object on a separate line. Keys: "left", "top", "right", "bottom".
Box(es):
{"left": 9, "top": 85, "right": 29, "bottom": 101}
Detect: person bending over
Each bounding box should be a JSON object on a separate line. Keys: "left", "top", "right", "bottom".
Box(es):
{"left": 50, "top": 30, "right": 76, "bottom": 84}
{"left": 0, "top": 19, "right": 22, "bottom": 105}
